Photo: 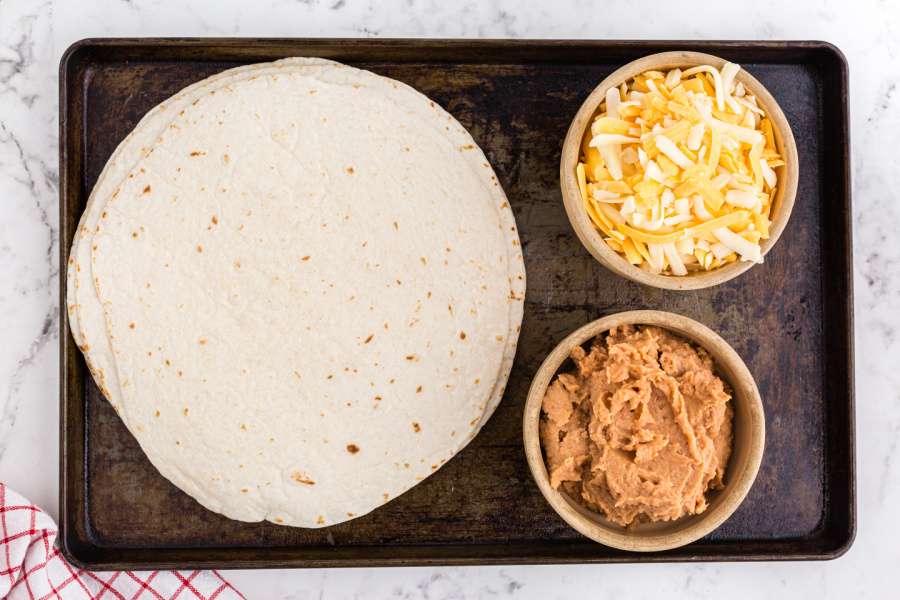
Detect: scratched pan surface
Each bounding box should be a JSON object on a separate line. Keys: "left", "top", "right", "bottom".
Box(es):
{"left": 58, "top": 39, "right": 854, "bottom": 569}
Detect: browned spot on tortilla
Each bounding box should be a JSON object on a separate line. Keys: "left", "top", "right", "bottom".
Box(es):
{"left": 326, "top": 374, "right": 333, "bottom": 380}
{"left": 346, "top": 512, "right": 355, "bottom": 517}
{"left": 177, "top": 370, "right": 183, "bottom": 377}
{"left": 403, "top": 146, "right": 410, "bottom": 152}
{"left": 309, "top": 89, "right": 317, "bottom": 94}
{"left": 450, "top": 430, "right": 456, "bottom": 437}
{"left": 405, "top": 354, "right": 416, "bottom": 361}
{"left": 383, "top": 493, "right": 389, "bottom": 501}
{"left": 459, "top": 331, "right": 467, "bottom": 340}
{"left": 101, "top": 212, "right": 107, "bottom": 219}
{"left": 142, "top": 185, "right": 151, "bottom": 194}
{"left": 233, "top": 260, "right": 241, "bottom": 269}
{"left": 131, "top": 232, "right": 138, "bottom": 239}
{"left": 447, "top": 304, "right": 453, "bottom": 315}
{"left": 459, "top": 144, "right": 475, "bottom": 150}
{"left": 412, "top": 422, "right": 421, "bottom": 433}
{"left": 363, "top": 334, "right": 374, "bottom": 344}
{"left": 274, "top": 517, "right": 284, "bottom": 523}
{"left": 420, "top": 256, "right": 427, "bottom": 265}
{"left": 431, "top": 464, "right": 438, "bottom": 470}
{"left": 346, "top": 444, "right": 360, "bottom": 454}
{"left": 165, "top": 359, "right": 171, "bottom": 366}
{"left": 155, "top": 410, "right": 160, "bottom": 417}
{"left": 291, "top": 472, "right": 315, "bottom": 485}
{"left": 222, "top": 154, "right": 229, "bottom": 164}
{"left": 474, "top": 378, "right": 480, "bottom": 385}
{"left": 183, "top": 408, "right": 189, "bottom": 416}
{"left": 316, "top": 515, "right": 325, "bottom": 525}
{"left": 211, "top": 215, "right": 218, "bottom": 225}
{"left": 346, "top": 166, "right": 355, "bottom": 174}
{"left": 198, "top": 338, "right": 207, "bottom": 345}
{"left": 301, "top": 255, "right": 310, "bottom": 261}
{"left": 393, "top": 221, "right": 399, "bottom": 230}
{"left": 128, "top": 322, "right": 135, "bottom": 330}
{"left": 189, "top": 151, "right": 205, "bottom": 157}
{"left": 374, "top": 395, "right": 382, "bottom": 401}
{"left": 396, "top": 279, "right": 402, "bottom": 285}
{"left": 240, "top": 488, "right": 248, "bottom": 493}
{"left": 196, "top": 245, "right": 203, "bottom": 253}
{"left": 240, "top": 424, "right": 247, "bottom": 431}
{"left": 416, "top": 385, "right": 423, "bottom": 394}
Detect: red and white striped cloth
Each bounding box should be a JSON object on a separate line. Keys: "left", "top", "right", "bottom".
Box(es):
{"left": 0, "top": 483, "right": 245, "bottom": 600}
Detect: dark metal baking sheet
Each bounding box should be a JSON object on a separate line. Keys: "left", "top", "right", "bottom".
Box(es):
{"left": 59, "top": 38, "right": 854, "bottom": 569}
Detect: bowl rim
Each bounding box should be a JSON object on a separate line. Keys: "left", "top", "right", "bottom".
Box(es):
{"left": 522, "top": 310, "right": 766, "bottom": 552}
{"left": 560, "top": 50, "right": 800, "bottom": 290}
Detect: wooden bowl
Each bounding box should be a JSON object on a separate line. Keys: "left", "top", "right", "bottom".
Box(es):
{"left": 522, "top": 310, "right": 765, "bottom": 552}
{"left": 560, "top": 51, "right": 799, "bottom": 290}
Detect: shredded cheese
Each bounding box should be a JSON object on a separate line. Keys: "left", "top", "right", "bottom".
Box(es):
{"left": 578, "top": 61, "right": 784, "bottom": 275}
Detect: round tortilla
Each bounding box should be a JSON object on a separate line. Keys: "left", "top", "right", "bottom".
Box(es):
{"left": 69, "top": 59, "right": 525, "bottom": 527}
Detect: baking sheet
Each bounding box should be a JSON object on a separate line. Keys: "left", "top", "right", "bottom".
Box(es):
{"left": 59, "top": 38, "right": 854, "bottom": 569}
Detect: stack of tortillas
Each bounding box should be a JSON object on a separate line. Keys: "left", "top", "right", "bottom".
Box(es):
{"left": 66, "top": 58, "right": 525, "bottom": 527}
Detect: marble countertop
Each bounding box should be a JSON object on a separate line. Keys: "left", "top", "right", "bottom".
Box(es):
{"left": 0, "top": 0, "right": 896, "bottom": 597}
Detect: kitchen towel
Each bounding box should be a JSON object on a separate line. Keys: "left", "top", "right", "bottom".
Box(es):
{"left": 0, "top": 482, "right": 245, "bottom": 599}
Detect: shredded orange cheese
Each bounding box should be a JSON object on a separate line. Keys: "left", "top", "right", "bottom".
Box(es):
{"left": 578, "top": 62, "right": 784, "bottom": 275}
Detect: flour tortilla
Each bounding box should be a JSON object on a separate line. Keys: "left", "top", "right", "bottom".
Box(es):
{"left": 69, "top": 59, "right": 525, "bottom": 527}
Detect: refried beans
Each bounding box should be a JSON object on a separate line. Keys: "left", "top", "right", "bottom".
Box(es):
{"left": 540, "top": 325, "right": 733, "bottom": 527}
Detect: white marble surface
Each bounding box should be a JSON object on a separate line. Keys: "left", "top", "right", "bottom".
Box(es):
{"left": 0, "top": 0, "right": 896, "bottom": 597}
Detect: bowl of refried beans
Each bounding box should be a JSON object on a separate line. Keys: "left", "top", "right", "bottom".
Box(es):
{"left": 523, "top": 310, "right": 764, "bottom": 552}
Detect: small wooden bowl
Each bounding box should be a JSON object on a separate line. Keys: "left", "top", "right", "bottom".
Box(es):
{"left": 523, "top": 310, "right": 765, "bottom": 552}
{"left": 560, "top": 51, "right": 799, "bottom": 290}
